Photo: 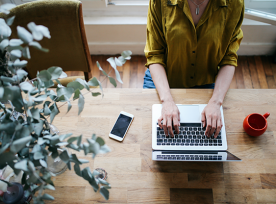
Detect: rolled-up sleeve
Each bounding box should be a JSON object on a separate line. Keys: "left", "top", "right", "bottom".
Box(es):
{"left": 145, "top": 0, "right": 167, "bottom": 68}
{"left": 219, "top": 5, "right": 244, "bottom": 67}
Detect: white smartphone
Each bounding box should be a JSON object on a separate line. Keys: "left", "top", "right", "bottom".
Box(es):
{"left": 109, "top": 111, "right": 134, "bottom": 141}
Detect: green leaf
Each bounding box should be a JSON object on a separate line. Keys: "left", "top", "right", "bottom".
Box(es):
{"left": 100, "top": 186, "right": 109, "bottom": 200}
{"left": 59, "top": 71, "right": 67, "bottom": 78}
{"left": 114, "top": 69, "right": 123, "bottom": 84}
{"left": 81, "top": 167, "right": 93, "bottom": 181}
{"left": 67, "top": 81, "right": 84, "bottom": 91}
{"left": 37, "top": 137, "right": 46, "bottom": 145}
{"left": 44, "top": 80, "right": 54, "bottom": 88}
{"left": 27, "top": 22, "right": 51, "bottom": 40}
{"left": 41, "top": 193, "right": 54, "bottom": 201}
{"left": 20, "top": 81, "right": 34, "bottom": 92}
{"left": 0, "top": 76, "right": 15, "bottom": 83}
{"left": 0, "top": 4, "right": 16, "bottom": 14}
{"left": 14, "top": 159, "right": 28, "bottom": 171}
{"left": 78, "top": 93, "right": 84, "bottom": 115}
{"left": 99, "top": 145, "right": 111, "bottom": 154}
{"left": 107, "top": 57, "right": 116, "bottom": 69}
{"left": 39, "top": 159, "right": 47, "bottom": 167}
{"left": 33, "top": 119, "right": 44, "bottom": 136}
{"left": 83, "top": 143, "right": 89, "bottom": 155}
{"left": 30, "top": 107, "right": 40, "bottom": 120}
{"left": 115, "top": 57, "right": 123, "bottom": 66}
{"left": 22, "top": 46, "right": 31, "bottom": 59}
{"left": 47, "top": 67, "right": 63, "bottom": 80}
{"left": 87, "top": 77, "right": 99, "bottom": 87}
{"left": 0, "top": 39, "right": 9, "bottom": 51}
{"left": 0, "top": 143, "right": 10, "bottom": 155}
{"left": 75, "top": 78, "right": 89, "bottom": 91}
{"left": 29, "top": 41, "right": 49, "bottom": 52}
{"left": 0, "top": 152, "right": 16, "bottom": 169}
{"left": 96, "top": 137, "right": 105, "bottom": 146}
{"left": 78, "top": 159, "right": 89, "bottom": 164}
{"left": 96, "top": 61, "right": 108, "bottom": 76}
{"left": 49, "top": 103, "right": 59, "bottom": 123}
{"left": 9, "top": 39, "right": 24, "bottom": 46}
{"left": 0, "top": 19, "right": 11, "bottom": 37}
{"left": 44, "top": 184, "right": 55, "bottom": 191}
{"left": 92, "top": 92, "right": 101, "bottom": 97}
{"left": 10, "top": 49, "right": 22, "bottom": 59}
{"left": 66, "top": 143, "right": 79, "bottom": 151}
{"left": 33, "top": 94, "right": 47, "bottom": 102}
{"left": 6, "top": 16, "right": 15, "bottom": 26}
{"left": 10, "top": 136, "right": 32, "bottom": 154}
{"left": 67, "top": 137, "right": 78, "bottom": 143}
{"left": 56, "top": 142, "right": 68, "bottom": 147}
{"left": 77, "top": 135, "right": 82, "bottom": 146}
{"left": 14, "top": 59, "right": 28, "bottom": 68}
{"left": 117, "top": 56, "right": 126, "bottom": 64}
{"left": 59, "top": 150, "right": 70, "bottom": 163}
{"left": 121, "top": 50, "right": 132, "bottom": 58}
{"left": 59, "top": 133, "right": 73, "bottom": 141}
{"left": 74, "top": 163, "right": 82, "bottom": 177}
{"left": 17, "top": 26, "right": 33, "bottom": 43}
{"left": 34, "top": 151, "right": 44, "bottom": 160}
{"left": 70, "top": 154, "right": 82, "bottom": 165}
{"left": 32, "top": 144, "right": 41, "bottom": 153}
{"left": 98, "top": 178, "right": 110, "bottom": 185}
{"left": 56, "top": 87, "right": 74, "bottom": 100}
{"left": 108, "top": 77, "right": 117, "bottom": 87}
{"left": 73, "top": 89, "right": 80, "bottom": 100}
{"left": 38, "top": 70, "right": 52, "bottom": 82}
{"left": 67, "top": 101, "right": 72, "bottom": 113}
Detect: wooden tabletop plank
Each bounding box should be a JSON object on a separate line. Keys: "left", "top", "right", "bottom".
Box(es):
{"left": 49, "top": 89, "right": 276, "bottom": 204}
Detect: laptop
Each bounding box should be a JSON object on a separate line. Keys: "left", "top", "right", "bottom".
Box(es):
{"left": 152, "top": 104, "right": 241, "bottom": 162}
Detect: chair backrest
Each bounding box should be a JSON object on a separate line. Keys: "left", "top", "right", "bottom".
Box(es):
{"left": 4, "top": 0, "right": 92, "bottom": 79}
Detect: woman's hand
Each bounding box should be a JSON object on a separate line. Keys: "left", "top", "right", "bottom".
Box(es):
{"left": 201, "top": 100, "right": 223, "bottom": 138}
{"left": 158, "top": 100, "right": 180, "bottom": 137}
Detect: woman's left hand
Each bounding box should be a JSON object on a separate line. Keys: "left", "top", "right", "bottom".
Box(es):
{"left": 201, "top": 101, "right": 223, "bottom": 138}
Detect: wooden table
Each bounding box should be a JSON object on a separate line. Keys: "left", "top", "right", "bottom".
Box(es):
{"left": 50, "top": 89, "right": 276, "bottom": 204}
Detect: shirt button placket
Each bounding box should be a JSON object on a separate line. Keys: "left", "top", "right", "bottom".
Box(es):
{"left": 191, "top": 50, "right": 196, "bottom": 80}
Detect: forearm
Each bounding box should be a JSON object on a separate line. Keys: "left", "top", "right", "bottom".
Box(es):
{"left": 210, "top": 65, "right": 235, "bottom": 105}
{"left": 149, "top": 64, "right": 173, "bottom": 103}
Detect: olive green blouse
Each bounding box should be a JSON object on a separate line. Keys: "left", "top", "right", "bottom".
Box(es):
{"left": 144, "top": 0, "right": 244, "bottom": 88}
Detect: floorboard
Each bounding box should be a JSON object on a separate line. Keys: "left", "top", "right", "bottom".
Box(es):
{"left": 66, "top": 55, "right": 276, "bottom": 89}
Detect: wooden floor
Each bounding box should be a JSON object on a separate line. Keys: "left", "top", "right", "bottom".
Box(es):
{"left": 67, "top": 55, "right": 276, "bottom": 89}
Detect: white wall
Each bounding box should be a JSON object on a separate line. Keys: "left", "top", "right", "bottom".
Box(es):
{"left": 84, "top": 18, "right": 276, "bottom": 56}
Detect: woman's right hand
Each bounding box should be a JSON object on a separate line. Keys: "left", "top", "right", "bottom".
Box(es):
{"left": 158, "top": 100, "right": 180, "bottom": 137}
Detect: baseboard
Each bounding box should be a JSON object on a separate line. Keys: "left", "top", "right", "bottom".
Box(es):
{"left": 88, "top": 41, "right": 276, "bottom": 56}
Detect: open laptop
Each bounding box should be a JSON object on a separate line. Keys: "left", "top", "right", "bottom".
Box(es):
{"left": 152, "top": 104, "right": 241, "bottom": 162}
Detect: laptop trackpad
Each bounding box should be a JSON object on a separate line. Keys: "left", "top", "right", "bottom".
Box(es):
{"left": 178, "top": 105, "right": 200, "bottom": 122}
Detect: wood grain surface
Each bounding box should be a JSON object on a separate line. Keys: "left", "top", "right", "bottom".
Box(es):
{"left": 47, "top": 89, "right": 276, "bottom": 204}
{"left": 66, "top": 55, "right": 276, "bottom": 90}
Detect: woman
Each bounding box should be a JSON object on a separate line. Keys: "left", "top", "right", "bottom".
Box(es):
{"left": 144, "top": 0, "right": 244, "bottom": 138}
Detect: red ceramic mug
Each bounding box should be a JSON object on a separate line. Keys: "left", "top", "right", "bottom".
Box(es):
{"left": 243, "top": 112, "right": 270, "bottom": 137}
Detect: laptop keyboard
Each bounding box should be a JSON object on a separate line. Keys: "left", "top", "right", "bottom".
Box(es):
{"left": 156, "top": 154, "right": 222, "bottom": 161}
{"left": 156, "top": 123, "right": 222, "bottom": 146}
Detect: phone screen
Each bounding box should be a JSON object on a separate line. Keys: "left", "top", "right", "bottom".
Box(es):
{"left": 110, "top": 114, "right": 133, "bottom": 138}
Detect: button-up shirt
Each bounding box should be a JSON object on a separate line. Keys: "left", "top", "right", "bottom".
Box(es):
{"left": 144, "top": 0, "right": 244, "bottom": 88}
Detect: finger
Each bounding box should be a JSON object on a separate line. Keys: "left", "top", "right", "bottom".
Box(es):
{"left": 209, "top": 116, "right": 217, "bottom": 137}
{"left": 158, "top": 116, "right": 163, "bottom": 129}
{"left": 163, "top": 117, "right": 168, "bottom": 136}
{"left": 201, "top": 110, "right": 206, "bottom": 128}
{"left": 205, "top": 116, "right": 212, "bottom": 137}
{"left": 214, "top": 118, "right": 222, "bottom": 138}
{"left": 167, "top": 117, "right": 174, "bottom": 137}
{"left": 173, "top": 114, "right": 179, "bottom": 134}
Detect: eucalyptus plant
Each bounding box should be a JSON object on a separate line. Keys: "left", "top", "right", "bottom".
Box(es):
{"left": 0, "top": 3, "right": 132, "bottom": 204}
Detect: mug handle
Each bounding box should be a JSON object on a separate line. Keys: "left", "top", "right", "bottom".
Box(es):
{"left": 263, "top": 112, "right": 270, "bottom": 119}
